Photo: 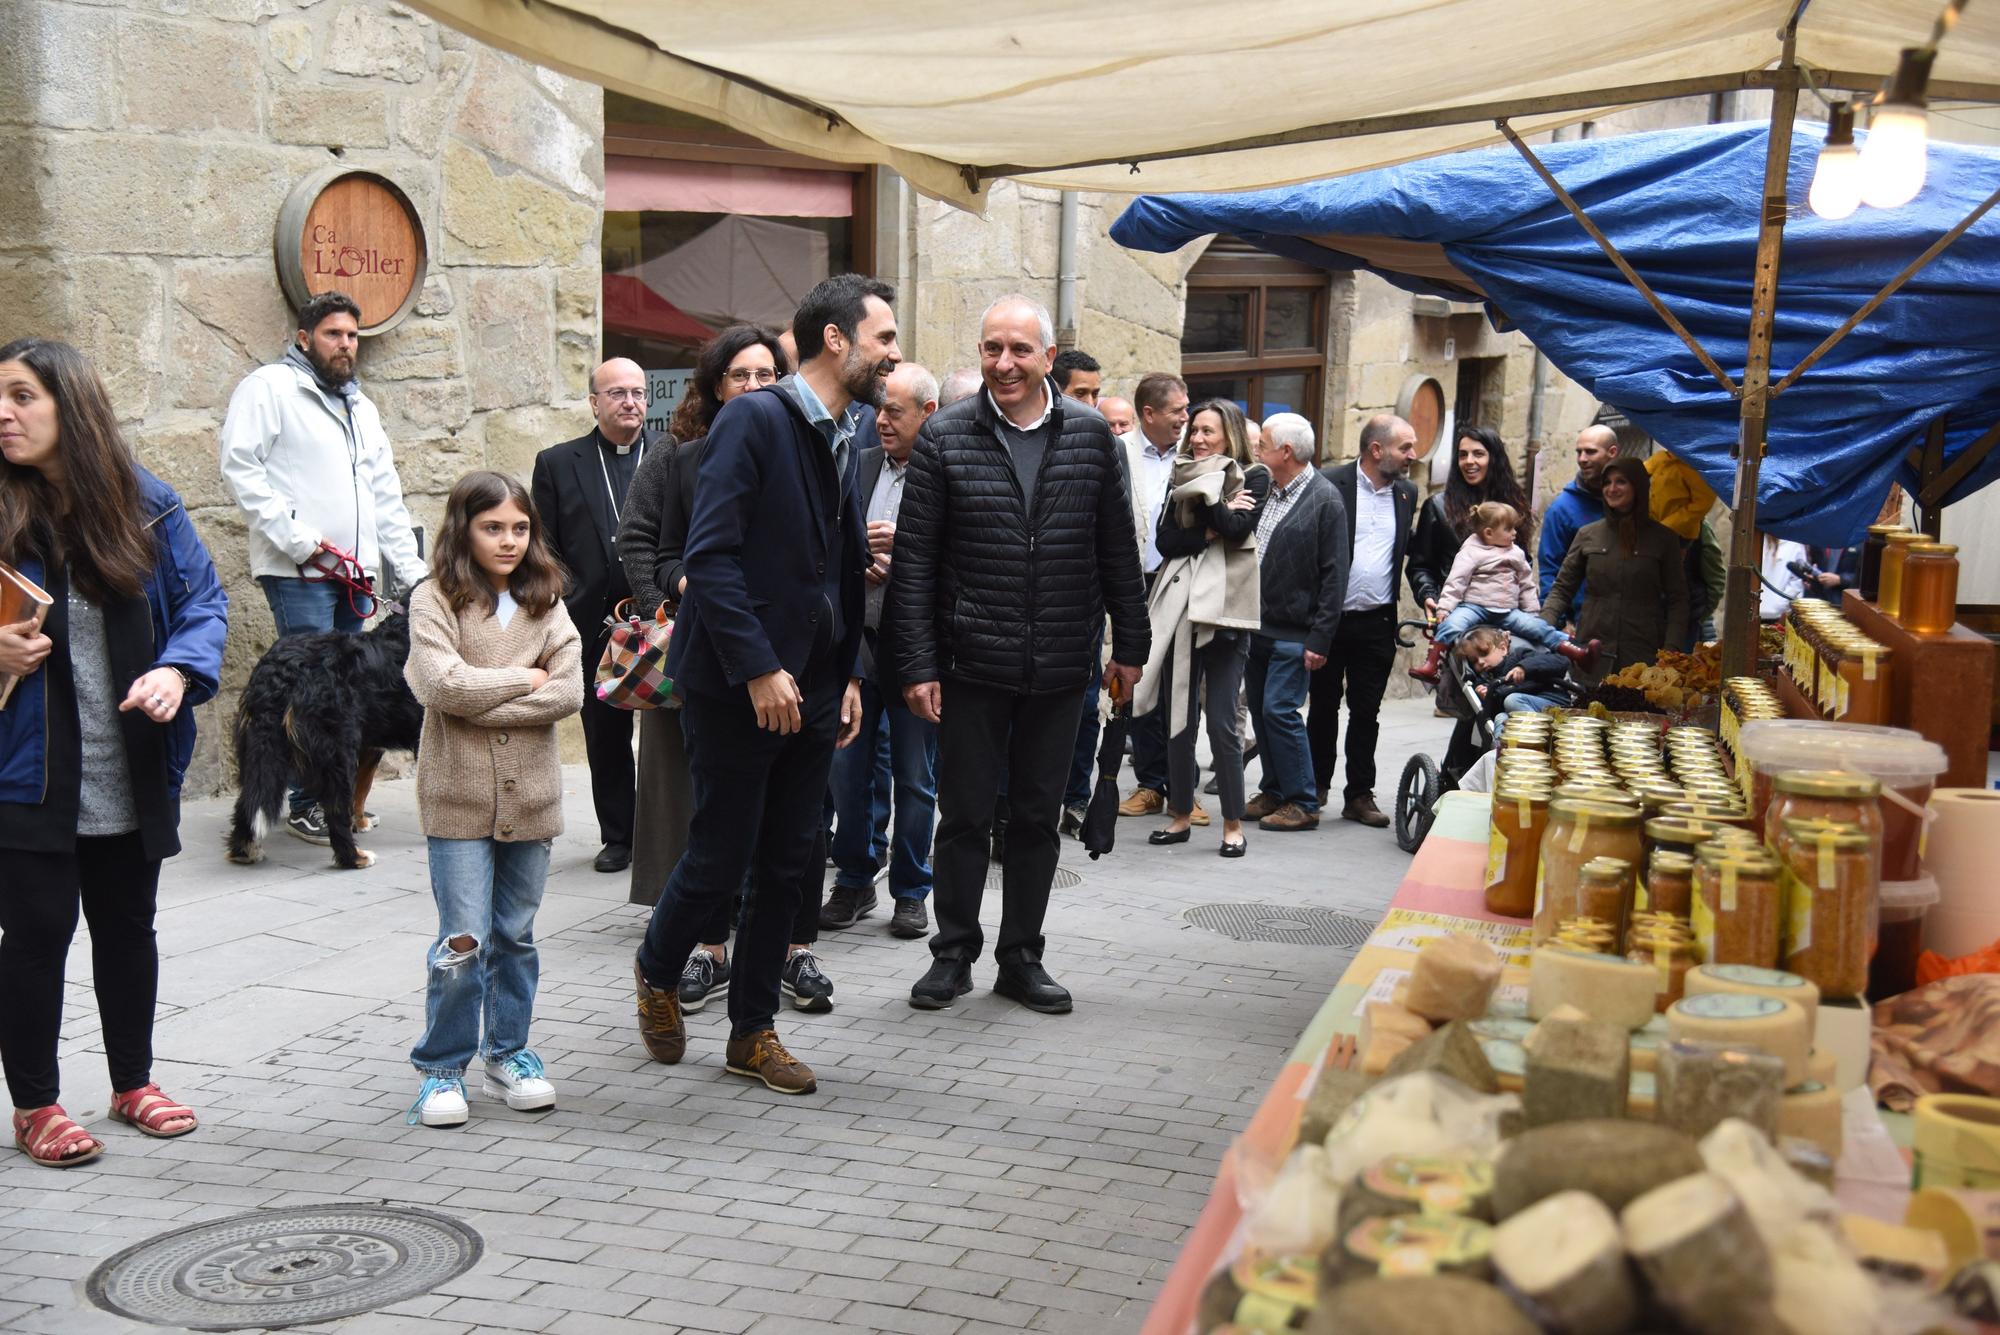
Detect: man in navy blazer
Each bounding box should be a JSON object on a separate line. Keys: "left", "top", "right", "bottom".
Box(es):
{"left": 633, "top": 274, "right": 897, "bottom": 1097}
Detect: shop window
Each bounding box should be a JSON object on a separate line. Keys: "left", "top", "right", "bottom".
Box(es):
{"left": 1180, "top": 239, "right": 1328, "bottom": 442}
{"left": 601, "top": 94, "right": 874, "bottom": 437}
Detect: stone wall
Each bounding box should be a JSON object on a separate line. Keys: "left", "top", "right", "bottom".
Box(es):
{"left": 2, "top": 0, "right": 604, "bottom": 793}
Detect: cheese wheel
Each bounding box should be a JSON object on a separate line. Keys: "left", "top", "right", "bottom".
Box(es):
{"left": 1529, "top": 947, "right": 1658, "bottom": 1030}
{"left": 1665, "top": 993, "right": 1812, "bottom": 1086}
{"left": 1481, "top": 1038, "right": 1528, "bottom": 1093}
{"left": 1779, "top": 1082, "right": 1843, "bottom": 1158}
{"left": 1807, "top": 1047, "right": 1837, "bottom": 1090}
{"left": 1684, "top": 964, "right": 1819, "bottom": 1032}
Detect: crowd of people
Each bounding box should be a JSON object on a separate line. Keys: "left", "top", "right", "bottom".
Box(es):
{"left": 0, "top": 267, "right": 1809, "bottom": 1161}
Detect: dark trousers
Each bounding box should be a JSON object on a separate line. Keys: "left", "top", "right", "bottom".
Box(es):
{"left": 931, "top": 680, "right": 1085, "bottom": 966}
{"left": 1308, "top": 605, "right": 1398, "bottom": 802}
{"left": 638, "top": 663, "right": 840, "bottom": 1038}
{"left": 0, "top": 832, "right": 162, "bottom": 1108}
{"left": 580, "top": 624, "right": 636, "bottom": 848}
{"left": 1162, "top": 632, "right": 1250, "bottom": 820}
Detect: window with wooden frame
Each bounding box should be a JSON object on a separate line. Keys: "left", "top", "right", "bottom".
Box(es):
{"left": 601, "top": 94, "right": 876, "bottom": 437}
{"left": 1180, "top": 239, "right": 1329, "bottom": 436}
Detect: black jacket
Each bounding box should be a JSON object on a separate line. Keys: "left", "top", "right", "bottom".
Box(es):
{"left": 1473, "top": 643, "right": 1573, "bottom": 715}
{"left": 1323, "top": 460, "right": 1417, "bottom": 609}
{"left": 1408, "top": 493, "right": 1460, "bottom": 609}
{"left": 532, "top": 427, "right": 659, "bottom": 637}
{"left": 889, "top": 380, "right": 1148, "bottom": 694}
{"left": 852, "top": 444, "right": 909, "bottom": 691}
{"left": 617, "top": 435, "right": 702, "bottom": 618}
{"left": 1254, "top": 469, "right": 1350, "bottom": 657}
{"left": 664, "top": 385, "right": 866, "bottom": 700}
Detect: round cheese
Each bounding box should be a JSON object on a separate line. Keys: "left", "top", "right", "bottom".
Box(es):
{"left": 1529, "top": 947, "right": 1658, "bottom": 1030}
{"left": 1807, "top": 1046, "right": 1838, "bottom": 1090}
{"left": 1665, "top": 993, "right": 1812, "bottom": 1086}
{"left": 1779, "top": 1081, "right": 1843, "bottom": 1158}
{"left": 1480, "top": 1037, "right": 1527, "bottom": 1093}
{"left": 1684, "top": 963, "right": 1819, "bottom": 1032}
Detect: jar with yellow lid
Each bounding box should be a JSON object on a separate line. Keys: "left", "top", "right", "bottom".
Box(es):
{"left": 1535, "top": 800, "right": 1644, "bottom": 945}
{"left": 1484, "top": 786, "right": 1549, "bottom": 920}
{"left": 1902, "top": 543, "right": 1961, "bottom": 635}
{"left": 1553, "top": 782, "right": 1639, "bottom": 808}
{"left": 1644, "top": 849, "right": 1697, "bottom": 917}
{"left": 1627, "top": 929, "right": 1700, "bottom": 1011}
{"left": 1764, "top": 769, "right": 1883, "bottom": 851}
{"left": 1877, "top": 530, "right": 1925, "bottom": 618}
{"left": 1777, "top": 817, "right": 1877, "bottom": 999}
{"left": 1662, "top": 801, "right": 1755, "bottom": 832}
{"left": 1693, "top": 843, "right": 1784, "bottom": 968}
{"left": 1578, "top": 857, "right": 1634, "bottom": 949}
{"left": 1860, "top": 523, "right": 1906, "bottom": 601}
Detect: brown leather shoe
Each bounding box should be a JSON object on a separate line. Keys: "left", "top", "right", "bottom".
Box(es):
{"left": 724, "top": 1029, "right": 817, "bottom": 1094}
{"left": 634, "top": 958, "right": 685, "bottom": 1064}
{"left": 1243, "top": 792, "right": 1282, "bottom": 821}
{"left": 1343, "top": 794, "right": 1391, "bottom": 828}
{"left": 1188, "top": 803, "right": 1210, "bottom": 828}
{"left": 1258, "top": 802, "right": 1320, "bottom": 832}
{"left": 1118, "top": 788, "right": 1165, "bottom": 817}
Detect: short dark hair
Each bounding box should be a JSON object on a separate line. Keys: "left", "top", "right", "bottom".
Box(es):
{"left": 1053, "top": 350, "right": 1100, "bottom": 391}
{"left": 298, "top": 291, "right": 363, "bottom": 334}
{"left": 1134, "top": 372, "right": 1186, "bottom": 415}
{"left": 792, "top": 274, "right": 895, "bottom": 362}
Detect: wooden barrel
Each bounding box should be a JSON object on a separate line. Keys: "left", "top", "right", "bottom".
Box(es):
{"left": 274, "top": 166, "right": 427, "bottom": 336}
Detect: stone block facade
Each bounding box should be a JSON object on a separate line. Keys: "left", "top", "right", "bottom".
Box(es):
{"left": 4, "top": 0, "right": 602, "bottom": 792}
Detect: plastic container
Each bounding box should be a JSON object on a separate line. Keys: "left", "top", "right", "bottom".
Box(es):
{"left": 1870, "top": 873, "right": 1940, "bottom": 1002}
{"left": 1739, "top": 720, "right": 1948, "bottom": 880}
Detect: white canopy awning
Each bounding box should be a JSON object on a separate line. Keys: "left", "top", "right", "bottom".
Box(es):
{"left": 406, "top": 0, "right": 2000, "bottom": 207}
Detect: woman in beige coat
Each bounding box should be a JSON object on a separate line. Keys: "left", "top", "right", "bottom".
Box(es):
{"left": 402, "top": 470, "right": 582, "bottom": 1128}
{"left": 1541, "top": 456, "right": 1690, "bottom": 684}
{"left": 1137, "top": 400, "right": 1268, "bottom": 856}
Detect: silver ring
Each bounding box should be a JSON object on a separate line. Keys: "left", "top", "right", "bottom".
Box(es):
{"left": 148, "top": 695, "right": 166, "bottom": 709}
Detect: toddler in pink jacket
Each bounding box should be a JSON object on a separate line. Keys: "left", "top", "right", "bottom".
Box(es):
{"left": 1410, "top": 502, "right": 1598, "bottom": 683}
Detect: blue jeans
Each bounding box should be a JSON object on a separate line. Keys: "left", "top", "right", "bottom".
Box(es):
{"left": 411, "top": 837, "right": 549, "bottom": 1077}
{"left": 1435, "top": 604, "right": 1567, "bottom": 650}
{"left": 260, "top": 575, "right": 367, "bottom": 815}
{"left": 1247, "top": 637, "right": 1317, "bottom": 812}
{"left": 831, "top": 679, "right": 939, "bottom": 901}
{"left": 1502, "top": 692, "right": 1565, "bottom": 714}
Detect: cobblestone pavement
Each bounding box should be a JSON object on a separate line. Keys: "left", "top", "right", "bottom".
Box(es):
{"left": 0, "top": 699, "right": 1448, "bottom": 1334}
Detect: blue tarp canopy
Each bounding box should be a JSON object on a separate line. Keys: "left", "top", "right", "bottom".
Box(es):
{"left": 1111, "top": 122, "right": 2000, "bottom": 546}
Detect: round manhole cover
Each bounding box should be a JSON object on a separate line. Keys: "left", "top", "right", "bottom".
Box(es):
{"left": 1183, "top": 902, "right": 1376, "bottom": 946}
{"left": 985, "top": 865, "right": 1083, "bottom": 891}
{"left": 87, "top": 1205, "right": 481, "bottom": 1331}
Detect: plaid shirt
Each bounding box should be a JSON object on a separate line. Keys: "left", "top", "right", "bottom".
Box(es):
{"left": 1254, "top": 470, "right": 1310, "bottom": 567}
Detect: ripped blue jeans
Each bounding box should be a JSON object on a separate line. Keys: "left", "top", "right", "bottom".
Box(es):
{"left": 410, "top": 837, "right": 549, "bottom": 1077}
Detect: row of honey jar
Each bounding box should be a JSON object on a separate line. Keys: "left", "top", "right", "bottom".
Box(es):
{"left": 1783, "top": 599, "right": 1892, "bottom": 724}
{"left": 1486, "top": 768, "right": 1882, "bottom": 998}
{"left": 1865, "top": 525, "right": 1962, "bottom": 634}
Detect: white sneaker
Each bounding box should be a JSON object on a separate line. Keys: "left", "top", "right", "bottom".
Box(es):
{"left": 407, "top": 1076, "right": 468, "bottom": 1128}
{"left": 482, "top": 1050, "right": 556, "bottom": 1112}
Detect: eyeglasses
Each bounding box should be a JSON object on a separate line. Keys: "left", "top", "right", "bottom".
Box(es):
{"left": 725, "top": 367, "right": 779, "bottom": 386}
{"left": 596, "top": 387, "right": 646, "bottom": 402}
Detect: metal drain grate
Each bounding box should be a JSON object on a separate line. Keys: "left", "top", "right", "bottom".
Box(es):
{"left": 1183, "top": 902, "right": 1377, "bottom": 946}
{"left": 88, "top": 1205, "right": 481, "bottom": 1331}
{"left": 986, "top": 865, "right": 1083, "bottom": 891}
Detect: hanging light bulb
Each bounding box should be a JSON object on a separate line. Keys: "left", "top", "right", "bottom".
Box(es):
{"left": 1859, "top": 48, "right": 1935, "bottom": 209}
{"left": 1809, "top": 103, "right": 1862, "bottom": 220}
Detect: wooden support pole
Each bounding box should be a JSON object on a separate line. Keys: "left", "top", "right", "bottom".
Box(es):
{"left": 1720, "top": 47, "right": 1802, "bottom": 682}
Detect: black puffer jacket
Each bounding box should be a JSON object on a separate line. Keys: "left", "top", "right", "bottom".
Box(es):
{"left": 889, "top": 381, "right": 1149, "bottom": 694}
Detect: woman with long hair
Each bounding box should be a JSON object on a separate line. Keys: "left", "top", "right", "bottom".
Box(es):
{"left": 1409, "top": 425, "right": 1535, "bottom": 620}
{"left": 1135, "top": 398, "right": 1269, "bottom": 857}
{"left": 1542, "top": 456, "right": 1690, "bottom": 683}
{"left": 0, "top": 338, "right": 228, "bottom": 1166}
{"left": 615, "top": 325, "right": 816, "bottom": 1012}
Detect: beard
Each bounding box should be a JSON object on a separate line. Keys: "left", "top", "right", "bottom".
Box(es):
{"left": 841, "top": 345, "right": 892, "bottom": 409}
{"left": 305, "top": 342, "right": 355, "bottom": 386}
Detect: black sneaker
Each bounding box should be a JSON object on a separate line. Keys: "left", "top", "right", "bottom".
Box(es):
{"left": 781, "top": 949, "right": 834, "bottom": 1013}
{"left": 889, "top": 898, "right": 929, "bottom": 939}
{"left": 593, "top": 843, "right": 631, "bottom": 873}
{"left": 819, "top": 885, "right": 878, "bottom": 930}
{"left": 910, "top": 956, "right": 973, "bottom": 1009}
{"left": 1059, "top": 804, "right": 1087, "bottom": 838}
{"left": 286, "top": 804, "right": 331, "bottom": 845}
{"left": 677, "top": 949, "right": 730, "bottom": 1013}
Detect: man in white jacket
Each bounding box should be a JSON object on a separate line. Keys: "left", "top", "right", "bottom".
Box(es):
{"left": 219, "top": 290, "right": 423, "bottom": 845}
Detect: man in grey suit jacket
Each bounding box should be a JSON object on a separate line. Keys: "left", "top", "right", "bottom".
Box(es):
{"left": 1243, "top": 415, "right": 1349, "bottom": 831}
{"left": 823, "top": 364, "right": 941, "bottom": 941}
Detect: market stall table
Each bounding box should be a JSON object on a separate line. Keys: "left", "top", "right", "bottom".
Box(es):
{"left": 1142, "top": 790, "right": 1912, "bottom": 1335}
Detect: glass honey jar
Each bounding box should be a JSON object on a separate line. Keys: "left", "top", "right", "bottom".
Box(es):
{"left": 1901, "top": 543, "right": 1961, "bottom": 635}
{"left": 1876, "top": 531, "right": 1924, "bottom": 619}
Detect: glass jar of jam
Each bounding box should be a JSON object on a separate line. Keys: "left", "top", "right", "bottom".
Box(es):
{"left": 1776, "top": 817, "right": 1876, "bottom": 1000}
{"left": 1536, "top": 800, "right": 1644, "bottom": 945}
{"left": 1764, "top": 769, "right": 1884, "bottom": 854}
{"left": 1628, "top": 928, "right": 1700, "bottom": 1011}
{"left": 1645, "top": 849, "right": 1697, "bottom": 917}
{"left": 1484, "top": 786, "right": 1550, "bottom": 920}
{"left": 1859, "top": 523, "right": 1905, "bottom": 601}
{"left": 1578, "top": 856, "right": 1635, "bottom": 950}
{"left": 1877, "top": 531, "right": 1924, "bottom": 619}
{"left": 1901, "top": 543, "right": 1961, "bottom": 635}
{"left": 1693, "top": 843, "right": 1784, "bottom": 968}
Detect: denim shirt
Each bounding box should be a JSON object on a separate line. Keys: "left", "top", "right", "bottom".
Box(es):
{"left": 774, "top": 373, "right": 857, "bottom": 495}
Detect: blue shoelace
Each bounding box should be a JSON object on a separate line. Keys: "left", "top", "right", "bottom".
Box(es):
{"left": 405, "top": 1075, "right": 465, "bottom": 1126}
{"left": 495, "top": 1049, "right": 545, "bottom": 1082}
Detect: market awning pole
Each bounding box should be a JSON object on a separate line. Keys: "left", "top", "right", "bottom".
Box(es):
{"left": 1721, "top": 40, "right": 1803, "bottom": 682}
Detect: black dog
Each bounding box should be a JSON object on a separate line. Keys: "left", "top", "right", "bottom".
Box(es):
{"left": 225, "top": 612, "right": 423, "bottom": 870}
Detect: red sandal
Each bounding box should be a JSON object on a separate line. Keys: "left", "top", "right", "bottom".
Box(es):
{"left": 109, "top": 1084, "right": 198, "bottom": 1139}
{"left": 12, "top": 1105, "right": 104, "bottom": 1168}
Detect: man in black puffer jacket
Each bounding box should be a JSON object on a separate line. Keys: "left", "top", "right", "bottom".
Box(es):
{"left": 889, "top": 295, "right": 1149, "bottom": 1015}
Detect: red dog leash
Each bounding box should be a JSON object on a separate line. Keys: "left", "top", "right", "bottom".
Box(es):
{"left": 299, "top": 540, "right": 378, "bottom": 620}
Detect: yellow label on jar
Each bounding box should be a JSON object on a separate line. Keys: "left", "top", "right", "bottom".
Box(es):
{"left": 1485, "top": 828, "right": 1508, "bottom": 889}
{"left": 1818, "top": 661, "right": 1837, "bottom": 711}
{"left": 1782, "top": 865, "right": 1814, "bottom": 956}
{"left": 1691, "top": 888, "right": 1716, "bottom": 963}
{"left": 1836, "top": 676, "right": 1852, "bottom": 719}
{"left": 1722, "top": 862, "right": 1739, "bottom": 912}
{"left": 1533, "top": 861, "right": 1546, "bottom": 916}
{"left": 1568, "top": 811, "right": 1591, "bottom": 855}
{"left": 1862, "top": 647, "right": 1879, "bottom": 682}
{"left": 1817, "top": 834, "right": 1837, "bottom": 889}
{"left": 1653, "top": 942, "right": 1672, "bottom": 994}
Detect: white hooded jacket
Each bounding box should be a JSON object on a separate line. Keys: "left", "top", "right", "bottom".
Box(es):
{"left": 218, "top": 358, "right": 422, "bottom": 586}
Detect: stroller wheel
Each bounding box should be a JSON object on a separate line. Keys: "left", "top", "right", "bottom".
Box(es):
{"left": 1395, "top": 753, "right": 1442, "bottom": 854}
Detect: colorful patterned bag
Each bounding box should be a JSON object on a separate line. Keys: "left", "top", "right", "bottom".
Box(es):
{"left": 594, "top": 600, "right": 674, "bottom": 710}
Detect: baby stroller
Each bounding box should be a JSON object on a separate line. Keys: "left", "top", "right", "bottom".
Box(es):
{"left": 1392, "top": 618, "right": 1499, "bottom": 853}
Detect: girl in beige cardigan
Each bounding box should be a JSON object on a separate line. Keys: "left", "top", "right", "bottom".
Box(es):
{"left": 402, "top": 471, "right": 582, "bottom": 1128}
